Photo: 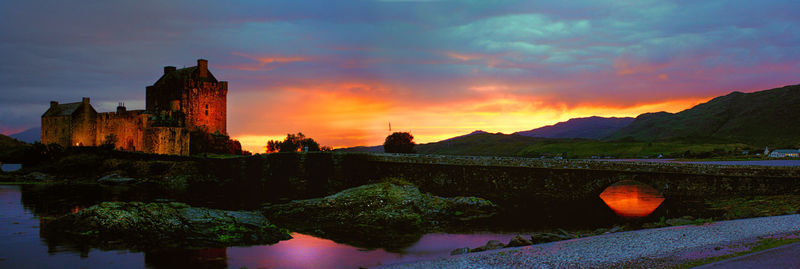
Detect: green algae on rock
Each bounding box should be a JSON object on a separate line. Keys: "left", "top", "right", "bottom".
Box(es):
{"left": 45, "top": 201, "right": 291, "bottom": 249}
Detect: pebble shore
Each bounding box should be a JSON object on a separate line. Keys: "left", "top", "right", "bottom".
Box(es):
{"left": 380, "top": 214, "right": 800, "bottom": 268}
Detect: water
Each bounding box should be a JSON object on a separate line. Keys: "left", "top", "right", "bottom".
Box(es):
{"left": 1, "top": 163, "right": 21, "bottom": 172}
{"left": 0, "top": 185, "right": 520, "bottom": 268}
{"left": 0, "top": 181, "right": 709, "bottom": 268}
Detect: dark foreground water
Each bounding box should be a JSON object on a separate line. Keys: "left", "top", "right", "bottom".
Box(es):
{"left": 0, "top": 182, "right": 709, "bottom": 268}
{"left": 0, "top": 184, "right": 528, "bottom": 268}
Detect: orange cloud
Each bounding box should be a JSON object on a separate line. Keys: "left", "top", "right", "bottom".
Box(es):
{"left": 444, "top": 51, "right": 507, "bottom": 68}
{"left": 446, "top": 52, "right": 482, "bottom": 61}
{"left": 224, "top": 52, "right": 309, "bottom": 71}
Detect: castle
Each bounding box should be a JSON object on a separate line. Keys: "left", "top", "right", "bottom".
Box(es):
{"left": 41, "top": 59, "right": 227, "bottom": 156}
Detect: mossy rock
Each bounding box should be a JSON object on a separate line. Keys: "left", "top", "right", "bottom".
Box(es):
{"left": 44, "top": 202, "right": 291, "bottom": 250}
{"left": 262, "top": 183, "right": 497, "bottom": 250}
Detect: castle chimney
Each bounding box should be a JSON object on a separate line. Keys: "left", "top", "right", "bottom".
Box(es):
{"left": 197, "top": 59, "right": 208, "bottom": 78}
{"left": 117, "top": 102, "right": 126, "bottom": 114}
{"left": 164, "top": 66, "right": 176, "bottom": 74}
{"left": 82, "top": 97, "right": 90, "bottom": 104}
{"left": 50, "top": 101, "right": 58, "bottom": 109}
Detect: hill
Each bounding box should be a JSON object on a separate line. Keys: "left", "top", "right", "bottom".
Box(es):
{"left": 514, "top": 117, "right": 634, "bottom": 139}
{"left": 0, "top": 134, "right": 27, "bottom": 149}
{"left": 414, "top": 132, "right": 750, "bottom": 158}
{"left": 0, "top": 134, "right": 30, "bottom": 162}
{"left": 10, "top": 127, "right": 40, "bottom": 143}
{"left": 608, "top": 84, "right": 800, "bottom": 146}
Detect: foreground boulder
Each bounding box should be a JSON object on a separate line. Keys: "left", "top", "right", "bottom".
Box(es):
{"left": 45, "top": 202, "right": 291, "bottom": 249}
{"left": 261, "top": 183, "right": 497, "bottom": 250}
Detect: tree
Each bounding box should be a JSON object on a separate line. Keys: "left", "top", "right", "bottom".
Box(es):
{"left": 265, "top": 133, "right": 326, "bottom": 153}
{"left": 101, "top": 133, "right": 117, "bottom": 149}
{"left": 189, "top": 130, "right": 245, "bottom": 155}
{"left": 384, "top": 132, "right": 415, "bottom": 153}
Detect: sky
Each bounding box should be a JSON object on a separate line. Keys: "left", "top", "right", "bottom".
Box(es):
{"left": 1, "top": 0, "right": 798, "bottom": 153}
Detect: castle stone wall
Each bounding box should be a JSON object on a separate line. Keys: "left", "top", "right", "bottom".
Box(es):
{"left": 183, "top": 80, "right": 227, "bottom": 134}
{"left": 41, "top": 115, "right": 72, "bottom": 146}
{"left": 143, "top": 127, "right": 190, "bottom": 155}
{"left": 96, "top": 111, "right": 147, "bottom": 151}
{"left": 70, "top": 104, "right": 97, "bottom": 147}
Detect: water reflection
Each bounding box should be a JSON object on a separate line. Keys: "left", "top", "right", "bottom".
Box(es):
{"left": 599, "top": 180, "right": 665, "bottom": 218}
{"left": 1, "top": 163, "right": 22, "bottom": 172}
{"left": 1, "top": 184, "right": 523, "bottom": 268}
{"left": 145, "top": 249, "right": 227, "bottom": 269}
{"left": 225, "top": 233, "right": 518, "bottom": 268}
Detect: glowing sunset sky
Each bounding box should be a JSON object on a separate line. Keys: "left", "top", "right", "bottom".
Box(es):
{"left": 1, "top": 1, "right": 798, "bottom": 153}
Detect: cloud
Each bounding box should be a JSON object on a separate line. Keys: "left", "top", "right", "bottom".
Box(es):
{"left": 1, "top": 0, "right": 799, "bottom": 151}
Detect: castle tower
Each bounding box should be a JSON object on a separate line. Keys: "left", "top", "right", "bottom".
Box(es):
{"left": 145, "top": 59, "right": 228, "bottom": 134}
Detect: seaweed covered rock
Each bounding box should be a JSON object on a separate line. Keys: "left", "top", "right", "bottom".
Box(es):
{"left": 44, "top": 202, "right": 291, "bottom": 249}
{"left": 261, "top": 183, "right": 496, "bottom": 250}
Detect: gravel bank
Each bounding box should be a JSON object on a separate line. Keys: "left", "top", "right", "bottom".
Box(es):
{"left": 380, "top": 214, "right": 800, "bottom": 268}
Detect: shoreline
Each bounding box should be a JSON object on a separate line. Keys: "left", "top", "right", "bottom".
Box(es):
{"left": 380, "top": 214, "right": 800, "bottom": 268}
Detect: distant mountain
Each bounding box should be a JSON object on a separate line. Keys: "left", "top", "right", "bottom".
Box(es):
{"left": 440, "top": 130, "right": 491, "bottom": 141}
{"left": 514, "top": 117, "right": 634, "bottom": 139}
{"left": 608, "top": 84, "right": 800, "bottom": 145}
{"left": 10, "top": 127, "right": 40, "bottom": 143}
{"left": 415, "top": 132, "right": 549, "bottom": 156}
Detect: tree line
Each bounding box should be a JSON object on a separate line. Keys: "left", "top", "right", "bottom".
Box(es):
{"left": 265, "top": 132, "right": 416, "bottom": 153}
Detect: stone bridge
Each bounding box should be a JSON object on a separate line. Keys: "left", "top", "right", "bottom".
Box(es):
{"left": 204, "top": 152, "right": 800, "bottom": 207}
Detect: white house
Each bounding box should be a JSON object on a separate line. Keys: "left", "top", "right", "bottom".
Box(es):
{"left": 768, "top": 149, "right": 800, "bottom": 158}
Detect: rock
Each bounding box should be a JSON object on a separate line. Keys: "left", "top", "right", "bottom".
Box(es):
{"left": 25, "top": 172, "right": 53, "bottom": 181}
{"left": 266, "top": 182, "right": 494, "bottom": 227}
{"left": 44, "top": 202, "right": 291, "bottom": 249}
{"left": 506, "top": 235, "right": 533, "bottom": 247}
{"left": 261, "top": 183, "right": 496, "bottom": 252}
{"left": 97, "top": 173, "right": 135, "bottom": 184}
{"left": 450, "top": 247, "right": 470, "bottom": 255}
{"left": 470, "top": 240, "right": 505, "bottom": 252}
{"left": 530, "top": 233, "right": 570, "bottom": 244}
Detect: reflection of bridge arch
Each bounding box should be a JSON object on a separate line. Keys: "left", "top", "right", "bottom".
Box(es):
{"left": 599, "top": 180, "right": 665, "bottom": 218}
